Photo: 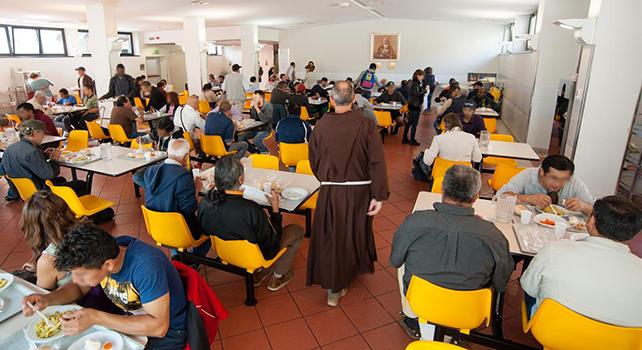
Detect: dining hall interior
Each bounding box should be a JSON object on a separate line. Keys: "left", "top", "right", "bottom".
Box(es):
{"left": 0, "top": 0, "right": 640, "bottom": 349}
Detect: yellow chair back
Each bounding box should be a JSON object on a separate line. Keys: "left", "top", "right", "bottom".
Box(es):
{"left": 483, "top": 118, "right": 497, "bottom": 133}
{"left": 198, "top": 100, "right": 211, "bottom": 114}
{"left": 6, "top": 114, "right": 22, "bottom": 126}
{"left": 45, "top": 180, "right": 88, "bottom": 216}
{"left": 130, "top": 139, "right": 153, "bottom": 149}
{"left": 243, "top": 99, "right": 252, "bottom": 110}
{"left": 73, "top": 93, "right": 81, "bottom": 104}
{"left": 300, "top": 106, "right": 313, "bottom": 121}
{"left": 86, "top": 122, "right": 109, "bottom": 140}
{"left": 406, "top": 275, "right": 492, "bottom": 335}
{"left": 264, "top": 92, "right": 271, "bottom": 101}
{"left": 406, "top": 341, "right": 465, "bottom": 350}
{"left": 295, "top": 160, "right": 313, "bottom": 175}
{"left": 65, "top": 130, "right": 89, "bottom": 152}
{"left": 108, "top": 124, "right": 133, "bottom": 144}
{"left": 431, "top": 177, "right": 443, "bottom": 193}
{"left": 431, "top": 157, "right": 471, "bottom": 179}
{"left": 133, "top": 97, "right": 145, "bottom": 110}
{"left": 249, "top": 154, "right": 279, "bottom": 170}
{"left": 490, "top": 133, "right": 514, "bottom": 142}
{"left": 141, "top": 206, "right": 208, "bottom": 252}
{"left": 183, "top": 131, "right": 195, "bottom": 151}
{"left": 374, "top": 110, "right": 393, "bottom": 128}
{"left": 522, "top": 299, "right": 642, "bottom": 350}
{"left": 489, "top": 165, "right": 525, "bottom": 192}
{"left": 200, "top": 134, "right": 234, "bottom": 158}
{"left": 6, "top": 177, "right": 37, "bottom": 201}
{"left": 212, "top": 236, "right": 287, "bottom": 274}
{"left": 489, "top": 86, "right": 501, "bottom": 102}
{"left": 178, "top": 91, "right": 188, "bottom": 105}
{"left": 279, "top": 142, "right": 309, "bottom": 167}
{"left": 245, "top": 92, "right": 254, "bottom": 99}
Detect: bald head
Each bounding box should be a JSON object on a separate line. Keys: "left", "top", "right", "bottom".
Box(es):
{"left": 34, "top": 91, "right": 47, "bottom": 104}
{"left": 330, "top": 81, "right": 355, "bottom": 107}
{"left": 187, "top": 95, "right": 199, "bottom": 109}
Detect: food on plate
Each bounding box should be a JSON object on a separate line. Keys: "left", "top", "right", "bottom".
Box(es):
{"left": 102, "top": 341, "right": 113, "bottom": 350}
{"left": 539, "top": 219, "right": 556, "bottom": 226}
{"left": 514, "top": 204, "right": 529, "bottom": 216}
{"left": 126, "top": 152, "right": 145, "bottom": 159}
{"left": 85, "top": 339, "right": 101, "bottom": 350}
{"left": 35, "top": 311, "right": 62, "bottom": 338}
{"left": 0, "top": 278, "right": 6, "bottom": 289}
{"left": 542, "top": 205, "right": 566, "bottom": 216}
{"left": 568, "top": 216, "right": 587, "bottom": 231}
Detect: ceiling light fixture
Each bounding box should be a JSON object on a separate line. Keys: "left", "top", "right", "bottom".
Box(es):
{"left": 349, "top": 0, "right": 384, "bottom": 18}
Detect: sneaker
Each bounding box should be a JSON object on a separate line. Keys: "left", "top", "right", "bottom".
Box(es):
{"left": 410, "top": 140, "right": 421, "bottom": 146}
{"left": 253, "top": 267, "right": 273, "bottom": 288}
{"left": 267, "top": 269, "right": 294, "bottom": 291}
{"left": 327, "top": 288, "right": 348, "bottom": 307}
{"left": 399, "top": 315, "right": 421, "bottom": 340}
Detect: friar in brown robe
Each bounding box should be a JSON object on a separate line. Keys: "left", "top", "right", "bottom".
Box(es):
{"left": 306, "top": 81, "right": 390, "bottom": 299}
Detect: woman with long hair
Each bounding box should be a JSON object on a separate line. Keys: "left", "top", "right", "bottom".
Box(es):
{"left": 20, "top": 191, "right": 79, "bottom": 290}
{"left": 403, "top": 69, "right": 427, "bottom": 145}
{"left": 164, "top": 91, "right": 180, "bottom": 117}
{"left": 421, "top": 112, "right": 482, "bottom": 167}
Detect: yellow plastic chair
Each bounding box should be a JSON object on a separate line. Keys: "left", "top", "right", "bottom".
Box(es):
{"left": 46, "top": 180, "right": 114, "bottom": 218}
{"left": 200, "top": 134, "right": 236, "bottom": 159}
{"left": 73, "top": 93, "right": 81, "bottom": 104}
{"left": 130, "top": 139, "right": 153, "bottom": 149}
{"left": 483, "top": 133, "right": 518, "bottom": 168}
{"left": 6, "top": 177, "right": 37, "bottom": 201}
{"left": 249, "top": 154, "right": 279, "bottom": 170}
{"left": 64, "top": 130, "right": 88, "bottom": 152}
{"left": 264, "top": 92, "right": 271, "bottom": 101}
{"left": 108, "top": 124, "right": 133, "bottom": 144}
{"left": 488, "top": 165, "right": 525, "bottom": 192}
{"left": 522, "top": 298, "right": 642, "bottom": 350}
{"left": 300, "top": 106, "right": 314, "bottom": 121}
{"left": 86, "top": 121, "right": 110, "bottom": 141}
{"left": 6, "top": 114, "right": 22, "bottom": 126}
{"left": 295, "top": 160, "right": 313, "bottom": 175}
{"left": 141, "top": 206, "right": 209, "bottom": 253}
{"left": 406, "top": 275, "right": 492, "bottom": 336}
{"left": 406, "top": 341, "right": 465, "bottom": 350}
{"left": 245, "top": 92, "right": 254, "bottom": 99}
{"left": 243, "top": 99, "right": 252, "bottom": 110}
{"left": 212, "top": 236, "right": 286, "bottom": 274}
{"left": 279, "top": 142, "right": 309, "bottom": 168}
{"left": 178, "top": 91, "right": 188, "bottom": 105}
{"left": 183, "top": 132, "right": 195, "bottom": 151}
{"left": 431, "top": 157, "right": 472, "bottom": 179}
{"left": 374, "top": 110, "right": 394, "bottom": 128}
{"left": 483, "top": 118, "right": 497, "bottom": 133}
{"left": 489, "top": 86, "right": 502, "bottom": 102}
{"left": 133, "top": 97, "right": 145, "bottom": 110}
{"left": 431, "top": 177, "right": 443, "bottom": 193}
{"left": 198, "top": 100, "right": 211, "bottom": 114}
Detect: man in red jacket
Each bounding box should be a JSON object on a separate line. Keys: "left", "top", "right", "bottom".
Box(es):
{"left": 17, "top": 102, "right": 58, "bottom": 136}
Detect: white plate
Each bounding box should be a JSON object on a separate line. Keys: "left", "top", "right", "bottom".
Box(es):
{"left": 536, "top": 204, "right": 569, "bottom": 217}
{"left": 0, "top": 273, "right": 15, "bottom": 293}
{"left": 0, "top": 296, "right": 4, "bottom": 311}
{"left": 281, "top": 187, "right": 309, "bottom": 201}
{"left": 534, "top": 213, "right": 568, "bottom": 228}
{"left": 25, "top": 305, "right": 80, "bottom": 344}
{"left": 67, "top": 330, "right": 124, "bottom": 350}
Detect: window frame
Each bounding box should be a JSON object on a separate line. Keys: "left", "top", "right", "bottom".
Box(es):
{"left": 117, "top": 31, "right": 135, "bottom": 56}
{"left": 0, "top": 25, "right": 11, "bottom": 56}
{"left": 77, "top": 29, "right": 91, "bottom": 57}
{"left": 8, "top": 25, "right": 67, "bottom": 57}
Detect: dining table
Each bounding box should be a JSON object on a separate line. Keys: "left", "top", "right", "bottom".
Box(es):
{"left": 373, "top": 102, "right": 403, "bottom": 111}
{"left": 480, "top": 140, "right": 540, "bottom": 161}
{"left": 49, "top": 105, "right": 88, "bottom": 116}
{"left": 0, "top": 269, "right": 146, "bottom": 349}
{"left": 475, "top": 107, "right": 499, "bottom": 118}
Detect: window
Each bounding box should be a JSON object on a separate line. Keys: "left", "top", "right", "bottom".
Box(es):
{"left": 77, "top": 29, "right": 90, "bottom": 56}
{"left": 0, "top": 25, "right": 67, "bottom": 56}
{"left": 0, "top": 26, "right": 9, "bottom": 54}
{"left": 118, "top": 32, "right": 134, "bottom": 55}
{"left": 207, "top": 43, "right": 223, "bottom": 56}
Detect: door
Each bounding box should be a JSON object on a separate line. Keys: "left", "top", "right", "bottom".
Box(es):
{"left": 145, "top": 57, "right": 162, "bottom": 84}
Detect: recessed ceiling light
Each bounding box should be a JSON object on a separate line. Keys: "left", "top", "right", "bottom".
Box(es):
{"left": 191, "top": 0, "right": 209, "bottom": 6}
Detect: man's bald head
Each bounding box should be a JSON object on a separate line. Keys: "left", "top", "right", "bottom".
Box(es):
{"left": 187, "top": 95, "right": 199, "bottom": 109}
{"left": 330, "top": 81, "right": 355, "bottom": 107}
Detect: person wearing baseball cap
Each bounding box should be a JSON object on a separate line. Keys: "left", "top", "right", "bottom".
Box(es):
{"left": 1, "top": 119, "right": 88, "bottom": 201}
{"left": 223, "top": 64, "right": 246, "bottom": 105}
{"left": 75, "top": 66, "right": 94, "bottom": 99}
{"left": 460, "top": 100, "right": 486, "bottom": 138}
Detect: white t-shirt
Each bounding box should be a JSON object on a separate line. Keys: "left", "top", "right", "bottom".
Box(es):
{"left": 423, "top": 128, "right": 482, "bottom": 166}
{"left": 174, "top": 105, "right": 205, "bottom": 136}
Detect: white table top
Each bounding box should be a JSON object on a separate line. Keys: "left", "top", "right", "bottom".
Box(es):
{"left": 373, "top": 103, "right": 403, "bottom": 111}
{"left": 143, "top": 111, "right": 172, "bottom": 122}
{"left": 235, "top": 120, "right": 267, "bottom": 133}
{"left": 0, "top": 269, "right": 146, "bottom": 348}
{"left": 475, "top": 107, "right": 499, "bottom": 117}
{"left": 412, "top": 191, "right": 525, "bottom": 255}
{"left": 201, "top": 166, "right": 320, "bottom": 212}
{"left": 307, "top": 98, "right": 328, "bottom": 106}
{"left": 56, "top": 145, "right": 167, "bottom": 177}
{"left": 50, "top": 106, "right": 88, "bottom": 115}
{"left": 43, "top": 135, "right": 67, "bottom": 144}
{"left": 481, "top": 140, "right": 539, "bottom": 161}
{"left": 371, "top": 91, "right": 382, "bottom": 98}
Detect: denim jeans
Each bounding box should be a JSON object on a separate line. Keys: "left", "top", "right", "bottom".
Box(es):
{"left": 239, "top": 130, "right": 270, "bottom": 153}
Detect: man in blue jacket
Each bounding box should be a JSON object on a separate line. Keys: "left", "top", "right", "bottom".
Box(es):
{"left": 276, "top": 103, "right": 312, "bottom": 144}
{"left": 143, "top": 138, "right": 210, "bottom": 256}
{"left": 204, "top": 101, "right": 248, "bottom": 159}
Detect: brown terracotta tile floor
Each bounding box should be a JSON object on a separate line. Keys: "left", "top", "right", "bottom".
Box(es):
{"left": 2, "top": 111, "right": 641, "bottom": 349}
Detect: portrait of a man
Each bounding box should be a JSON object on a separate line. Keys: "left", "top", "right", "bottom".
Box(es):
{"left": 371, "top": 33, "right": 400, "bottom": 60}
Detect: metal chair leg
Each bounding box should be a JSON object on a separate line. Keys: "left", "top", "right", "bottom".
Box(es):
{"left": 244, "top": 272, "right": 257, "bottom": 306}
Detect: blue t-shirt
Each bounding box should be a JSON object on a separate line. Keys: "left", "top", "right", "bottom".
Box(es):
{"left": 204, "top": 111, "right": 234, "bottom": 143}
{"left": 100, "top": 236, "right": 186, "bottom": 330}
{"left": 57, "top": 96, "right": 77, "bottom": 106}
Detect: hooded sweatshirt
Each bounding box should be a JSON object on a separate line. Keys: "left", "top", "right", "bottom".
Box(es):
{"left": 143, "top": 160, "right": 201, "bottom": 237}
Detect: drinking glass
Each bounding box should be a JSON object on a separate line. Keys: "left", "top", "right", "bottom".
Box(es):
{"left": 479, "top": 130, "right": 490, "bottom": 148}
{"left": 493, "top": 193, "right": 516, "bottom": 223}
{"left": 100, "top": 143, "right": 112, "bottom": 160}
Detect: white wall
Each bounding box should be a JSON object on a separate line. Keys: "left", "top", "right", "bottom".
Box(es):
{"left": 572, "top": 0, "right": 642, "bottom": 197}
{"left": 279, "top": 18, "right": 503, "bottom": 83}
{"left": 497, "top": 52, "right": 539, "bottom": 142}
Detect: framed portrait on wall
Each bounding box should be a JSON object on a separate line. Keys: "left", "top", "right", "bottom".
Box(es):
{"left": 370, "top": 33, "right": 400, "bottom": 61}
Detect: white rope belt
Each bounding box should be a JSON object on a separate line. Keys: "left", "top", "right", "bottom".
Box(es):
{"left": 320, "top": 180, "right": 372, "bottom": 186}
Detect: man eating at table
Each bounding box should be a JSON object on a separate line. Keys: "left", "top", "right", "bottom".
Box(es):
{"left": 22, "top": 223, "right": 188, "bottom": 349}
{"left": 16, "top": 102, "right": 58, "bottom": 136}
{"left": 204, "top": 101, "right": 248, "bottom": 159}
{"left": 497, "top": 155, "right": 595, "bottom": 215}
{"left": 390, "top": 165, "right": 513, "bottom": 339}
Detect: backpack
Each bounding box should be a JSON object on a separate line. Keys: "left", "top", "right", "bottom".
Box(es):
{"left": 411, "top": 151, "right": 431, "bottom": 183}
{"left": 359, "top": 70, "right": 376, "bottom": 90}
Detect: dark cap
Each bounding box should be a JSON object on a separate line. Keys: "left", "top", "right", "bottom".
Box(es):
{"left": 463, "top": 100, "right": 477, "bottom": 109}
{"left": 232, "top": 64, "right": 241, "bottom": 71}
{"left": 385, "top": 81, "right": 395, "bottom": 87}
{"left": 75, "top": 66, "right": 86, "bottom": 71}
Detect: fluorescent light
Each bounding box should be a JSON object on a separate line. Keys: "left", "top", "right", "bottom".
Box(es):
{"left": 350, "top": 0, "right": 384, "bottom": 18}
{"left": 558, "top": 23, "right": 575, "bottom": 30}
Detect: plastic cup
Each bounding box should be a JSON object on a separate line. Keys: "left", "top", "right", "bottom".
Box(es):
{"left": 554, "top": 221, "right": 569, "bottom": 237}
{"left": 520, "top": 210, "right": 532, "bottom": 224}
{"left": 263, "top": 182, "right": 272, "bottom": 193}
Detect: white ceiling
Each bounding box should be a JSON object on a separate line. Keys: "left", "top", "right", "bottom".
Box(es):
{"left": 0, "top": 0, "right": 539, "bottom": 31}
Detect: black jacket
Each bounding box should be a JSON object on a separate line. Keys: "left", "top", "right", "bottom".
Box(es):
{"left": 198, "top": 192, "right": 283, "bottom": 259}
{"left": 407, "top": 80, "right": 427, "bottom": 109}
{"left": 270, "top": 88, "right": 291, "bottom": 105}
{"left": 145, "top": 86, "right": 166, "bottom": 112}
{"left": 100, "top": 74, "right": 135, "bottom": 100}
